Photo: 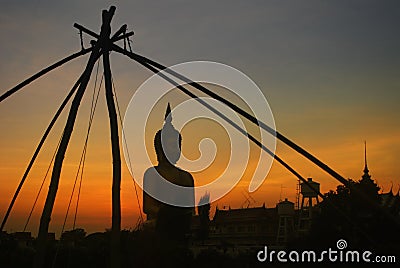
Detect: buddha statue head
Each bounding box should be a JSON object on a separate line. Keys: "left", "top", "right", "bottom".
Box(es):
{"left": 154, "top": 103, "right": 182, "bottom": 165}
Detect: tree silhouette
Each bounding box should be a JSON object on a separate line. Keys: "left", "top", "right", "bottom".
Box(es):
{"left": 301, "top": 178, "right": 400, "bottom": 255}
{"left": 198, "top": 193, "right": 211, "bottom": 242}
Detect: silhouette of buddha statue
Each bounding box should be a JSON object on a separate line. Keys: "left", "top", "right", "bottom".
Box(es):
{"left": 143, "top": 103, "right": 194, "bottom": 242}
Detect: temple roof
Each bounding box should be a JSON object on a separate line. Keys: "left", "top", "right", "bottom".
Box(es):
{"left": 213, "top": 205, "right": 276, "bottom": 223}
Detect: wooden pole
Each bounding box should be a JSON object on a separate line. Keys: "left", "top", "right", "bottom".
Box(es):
{"left": 101, "top": 7, "right": 122, "bottom": 268}
{"left": 0, "top": 75, "right": 83, "bottom": 232}
{"left": 33, "top": 40, "right": 101, "bottom": 268}
{"left": 114, "top": 46, "right": 400, "bottom": 227}
{"left": 33, "top": 6, "right": 121, "bottom": 268}
{"left": 104, "top": 43, "right": 122, "bottom": 268}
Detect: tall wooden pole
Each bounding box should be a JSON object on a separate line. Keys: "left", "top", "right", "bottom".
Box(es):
{"left": 34, "top": 48, "right": 101, "bottom": 268}
{"left": 34, "top": 6, "right": 120, "bottom": 268}
{"left": 100, "top": 6, "right": 122, "bottom": 268}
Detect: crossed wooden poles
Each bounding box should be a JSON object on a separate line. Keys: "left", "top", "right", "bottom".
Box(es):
{"left": 0, "top": 5, "right": 398, "bottom": 268}
{"left": 33, "top": 6, "right": 127, "bottom": 268}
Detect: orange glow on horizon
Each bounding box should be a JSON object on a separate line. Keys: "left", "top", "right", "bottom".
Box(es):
{"left": 1, "top": 121, "right": 399, "bottom": 237}
{"left": 0, "top": 53, "right": 399, "bottom": 238}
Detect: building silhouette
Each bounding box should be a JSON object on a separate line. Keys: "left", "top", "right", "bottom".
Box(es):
{"left": 191, "top": 203, "right": 282, "bottom": 256}
{"left": 298, "top": 177, "right": 320, "bottom": 233}
{"left": 276, "top": 198, "right": 295, "bottom": 246}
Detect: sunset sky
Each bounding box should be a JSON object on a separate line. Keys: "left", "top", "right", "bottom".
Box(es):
{"left": 0, "top": 1, "right": 399, "bottom": 236}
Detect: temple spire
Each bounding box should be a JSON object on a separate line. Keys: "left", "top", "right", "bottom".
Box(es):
{"left": 364, "top": 141, "right": 368, "bottom": 172}
{"left": 362, "top": 141, "right": 371, "bottom": 181}
{"left": 164, "top": 102, "right": 172, "bottom": 124}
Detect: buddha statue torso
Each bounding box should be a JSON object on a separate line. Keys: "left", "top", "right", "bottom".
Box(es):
{"left": 142, "top": 103, "right": 195, "bottom": 241}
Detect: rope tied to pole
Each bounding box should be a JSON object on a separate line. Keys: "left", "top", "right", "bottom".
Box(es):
{"left": 52, "top": 59, "right": 103, "bottom": 268}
